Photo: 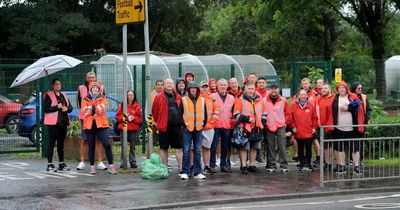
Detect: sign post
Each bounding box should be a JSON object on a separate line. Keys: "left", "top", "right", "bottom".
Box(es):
{"left": 144, "top": 0, "right": 153, "bottom": 157}
{"left": 116, "top": 0, "right": 145, "bottom": 169}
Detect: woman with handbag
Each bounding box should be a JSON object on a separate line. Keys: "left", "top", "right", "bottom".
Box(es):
{"left": 233, "top": 81, "right": 267, "bottom": 174}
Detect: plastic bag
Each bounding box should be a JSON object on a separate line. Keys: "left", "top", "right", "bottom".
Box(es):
{"left": 232, "top": 124, "right": 248, "bottom": 148}
{"left": 141, "top": 153, "right": 169, "bottom": 179}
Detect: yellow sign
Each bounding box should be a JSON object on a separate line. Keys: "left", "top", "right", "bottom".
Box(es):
{"left": 335, "top": 68, "right": 342, "bottom": 82}
{"left": 116, "top": 0, "right": 145, "bottom": 24}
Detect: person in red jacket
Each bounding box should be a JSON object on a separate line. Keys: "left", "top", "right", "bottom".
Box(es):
{"left": 315, "top": 83, "right": 335, "bottom": 171}
{"left": 152, "top": 78, "right": 183, "bottom": 176}
{"left": 116, "top": 90, "right": 142, "bottom": 169}
{"left": 328, "top": 81, "right": 365, "bottom": 175}
{"left": 289, "top": 89, "right": 318, "bottom": 171}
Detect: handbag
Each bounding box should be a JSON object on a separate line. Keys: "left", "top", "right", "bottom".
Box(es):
{"left": 232, "top": 124, "right": 248, "bottom": 148}
{"left": 247, "top": 127, "right": 263, "bottom": 142}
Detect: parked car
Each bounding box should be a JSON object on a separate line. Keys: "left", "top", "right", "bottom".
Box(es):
{"left": 0, "top": 95, "right": 22, "bottom": 134}
{"left": 18, "top": 91, "right": 120, "bottom": 143}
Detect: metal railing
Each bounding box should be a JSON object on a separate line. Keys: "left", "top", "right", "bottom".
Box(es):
{"left": 319, "top": 124, "right": 400, "bottom": 187}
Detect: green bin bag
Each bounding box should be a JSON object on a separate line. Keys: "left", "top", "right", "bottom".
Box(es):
{"left": 141, "top": 153, "right": 169, "bottom": 179}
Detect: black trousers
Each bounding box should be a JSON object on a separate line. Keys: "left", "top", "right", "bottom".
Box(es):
{"left": 47, "top": 124, "right": 67, "bottom": 163}
{"left": 297, "top": 138, "right": 313, "bottom": 168}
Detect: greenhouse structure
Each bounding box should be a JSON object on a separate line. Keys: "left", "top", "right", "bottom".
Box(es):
{"left": 385, "top": 56, "right": 400, "bottom": 96}
{"left": 92, "top": 53, "right": 278, "bottom": 105}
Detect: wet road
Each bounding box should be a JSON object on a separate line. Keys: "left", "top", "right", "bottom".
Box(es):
{"left": 202, "top": 192, "right": 400, "bottom": 210}
{"left": 0, "top": 159, "right": 399, "bottom": 209}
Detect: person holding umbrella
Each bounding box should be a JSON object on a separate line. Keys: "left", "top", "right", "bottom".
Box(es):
{"left": 43, "top": 79, "right": 73, "bottom": 172}
{"left": 81, "top": 82, "right": 117, "bottom": 174}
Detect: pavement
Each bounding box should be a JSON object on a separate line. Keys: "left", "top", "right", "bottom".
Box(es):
{"left": 0, "top": 157, "right": 399, "bottom": 210}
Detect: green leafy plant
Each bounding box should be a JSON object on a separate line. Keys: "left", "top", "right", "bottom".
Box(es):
{"left": 67, "top": 120, "right": 81, "bottom": 137}
{"left": 307, "top": 66, "right": 324, "bottom": 85}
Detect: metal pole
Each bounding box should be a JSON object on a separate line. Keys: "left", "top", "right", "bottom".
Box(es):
{"left": 121, "top": 24, "right": 128, "bottom": 169}
{"left": 320, "top": 127, "right": 324, "bottom": 187}
{"left": 179, "top": 63, "right": 182, "bottom": 77}
{"left": 144, "top": 0, "right": 153, "bottom": 157}
{"left": 230, "top": 64, "right": 235, "bottom": 78}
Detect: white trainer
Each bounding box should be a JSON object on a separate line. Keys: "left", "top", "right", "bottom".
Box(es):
{"left": 194, "top": 174, "right": 206, "bottom": 180}
{"left": 76, "top": 162, "right": 85, "bottom": 170}
{"left": 180, "top": 174, "right": 189, "bottom": 180}
{"left": 97, "top": 162, "right": 107, "bottom": 170}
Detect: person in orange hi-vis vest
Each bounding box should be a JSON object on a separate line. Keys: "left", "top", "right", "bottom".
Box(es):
{"left": 179, "top": 81, "right": 208, "bottom": 180}
{"left": 233, "top": 81, "right": 267, "bottom": 174}
{"left": 199, "top": 80, "right": 219, "bottom": 175}
{"left": 43, "top": 79, "right": 72, "bottom": 172}
{"left": 81, "top": 82, "right": 117, "bottom": 175}
{"left": 211, "top": 79, "right": 235, "bottom": 173}
{"left": 265, "top": 83, "right": 291, "bottom": 172}
{"left": 76, "top": 71, "right": 106, "bottom": 171}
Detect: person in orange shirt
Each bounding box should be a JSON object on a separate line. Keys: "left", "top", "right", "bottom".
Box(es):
{"left": 81, "top": 82, "right": 117, "bottom": 174}
{"left": 228, "top": 77, "right": 243, "bottom": 98}
{"left": 199, "top": 80, "right": 219, "bottom": 174}
{"left": 289, "top": 89, "right": 318, "bottom": 171}
{"left": 233, "top": 81, "right": 267, "bottom": 174}
{"left": 315, "top": 83, "right": 335, "bottom": 171}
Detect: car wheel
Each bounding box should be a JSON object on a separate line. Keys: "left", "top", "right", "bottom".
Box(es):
{"left": 5, "top": 115, "right": 18, "bottom": 134}
{"left": 30, "top": 126, "right": 42, "bottom": 146}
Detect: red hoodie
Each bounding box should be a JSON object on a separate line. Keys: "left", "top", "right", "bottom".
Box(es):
{"left": 289, "top": 100, "right": 318, "bottom": 139}
{"left": 315, "top": 93, "right": 335, "bottom": 127}
{"left": 152, "top": 90, "right": 182, "bottom": 132}
{"left": 327, "top": 81, "right": 365, "bottom": 134}
{"left": 116, "top": 101, "right": 142, "bottom": 131}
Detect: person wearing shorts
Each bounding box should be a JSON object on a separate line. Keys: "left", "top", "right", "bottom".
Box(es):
{"left": 152, "top": 78, "right": 183, "bottom": 176}
{"left": 199, "top": 80, "right": 219, "bottom": 174}
{"left": 330, "top": 81, "right": 365, "bottom": 175}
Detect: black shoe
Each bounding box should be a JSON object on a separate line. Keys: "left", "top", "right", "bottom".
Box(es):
{"left": 335, "top": 165, "right": 346, "bottom": 174}
{"left": 256, "top": 156, "right": 263, "bottom": 163}
{"left": 57, "top": 163, "right": 70, "bottom": 171}
{"left": 241, "top": 166, "right": 248, "bottom": 174}
{"left": 324, "top": 163, "right": 332, "bottom": 171}
{"left": 353, "top": 166, "right": 362, "bottom": 175}
{"left": 130, "top": 164, "right": 138, "bottom": 169}
{"left": 203, "top": 166, "right": 213, "bottom": 175}
{"left": 47, "top": 164, "right": 57, "bottom": 172}
{"left": 248, "top": 166, "right": 262, "bottom": 173}
{"left": 292, "top": 156, "right": 299, "bottom": 161}
{"left": 266, "top": 165, "right": 277, "bottom": 172}
{"left": 312, "top": 160, "right": 320, "bottom": 168}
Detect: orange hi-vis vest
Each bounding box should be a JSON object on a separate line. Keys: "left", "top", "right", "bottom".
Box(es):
{"left": 182, "top": 96, "right": 205, "bottom": 132}
{"left": 361, "top": 94, "right": 367, "bottom": 112}
{"left": 212, "top": 93, "right": 234, "bottom": 129}
{"left": 200, "top": 93, "right": 219, "bottom": 130}
{"left": 235, "top": 97, "right": 264, "bottom": 132}
{"left": 81, "top": 96, "right": 109, "bottom": 130}
{"left": 44, "top": 91, "right": 70, "bottom": 125}
{"left": 79, "top": 83, "right": 104, "bottom": 120}
{"left": 265, "top": 97, "right": 286, "bottom": 132}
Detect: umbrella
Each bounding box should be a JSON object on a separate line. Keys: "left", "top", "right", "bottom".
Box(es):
{"left": 10, "top": 55, "right": 83, "bottom": 88}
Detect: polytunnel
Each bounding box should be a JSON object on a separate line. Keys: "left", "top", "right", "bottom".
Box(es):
{"left": 160, "top": 54, "right": 209, "bottom": 82}
{"left": 93, "top": 54, "right": 171, "bottom": 103}
{"left": 92, "top": 53, "right": 278, "bottom": 104}
{"left": 385, "top": 56, "right": 400, "bottom": 95}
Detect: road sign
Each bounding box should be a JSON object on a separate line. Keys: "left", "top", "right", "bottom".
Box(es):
{"left": 116, "top": 0, "right": 145, "bottom": 24}
{"left": 335, "top": 68, "right": 342, "bottom": 82}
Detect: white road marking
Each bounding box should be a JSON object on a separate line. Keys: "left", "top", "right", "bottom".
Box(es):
{"left": 0, "top": 162, "right": 29, "bottom": 169}
{"left": 354, "top": 203, "right": 400, "bottom": 209}
{"left": 0, "top": 173, "right": 34, "bottom": 180}
{"left": 207, "top": 201, "right": 336, "bottom": 209}
{"left": 338, "top": 194, "right": 400, "bottom": 203}
{"left": 23, "top": 172, "right": 64, "bottom": 179}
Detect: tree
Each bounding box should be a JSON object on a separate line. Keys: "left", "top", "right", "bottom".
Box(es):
{"left": 326, "top": 0, "right": 392, "bottom": 100}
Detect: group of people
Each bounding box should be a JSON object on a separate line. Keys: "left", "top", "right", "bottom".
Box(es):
{"left": 43, "top": 70, "right": 371, "bottom": 179}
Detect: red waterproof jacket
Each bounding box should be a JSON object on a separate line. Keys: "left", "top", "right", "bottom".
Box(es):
{"left": 288, "top": 100, "right": 318, "bottom": 139}
{"left": 152, "top": 90, "right": 182, "bottom": 132}
{"left": 116, "top": 101, "right": 142, "bottom": 131}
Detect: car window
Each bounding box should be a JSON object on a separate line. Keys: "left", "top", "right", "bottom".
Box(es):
{"left": 67, "top": 94, "right": 77, "bottom": 108}
{"left": 107, "top": 98, "right": 119, "bottom": 111}
{"left": 24, "top": 95, "right": 36, "bottom": 106}
{"left": 0, "top": 95, "right": 12, "bottom": 102}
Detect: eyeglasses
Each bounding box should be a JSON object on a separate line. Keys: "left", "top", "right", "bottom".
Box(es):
{"left": 357, "top": 87, "right": 362, "bottom": 90}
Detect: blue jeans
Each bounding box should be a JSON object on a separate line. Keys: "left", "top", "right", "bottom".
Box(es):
{"left": 210, "top": 128, "right": 231, "bottom": 168}
{"left": 182, "top": 128, "right": 202, "bottom": 176}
